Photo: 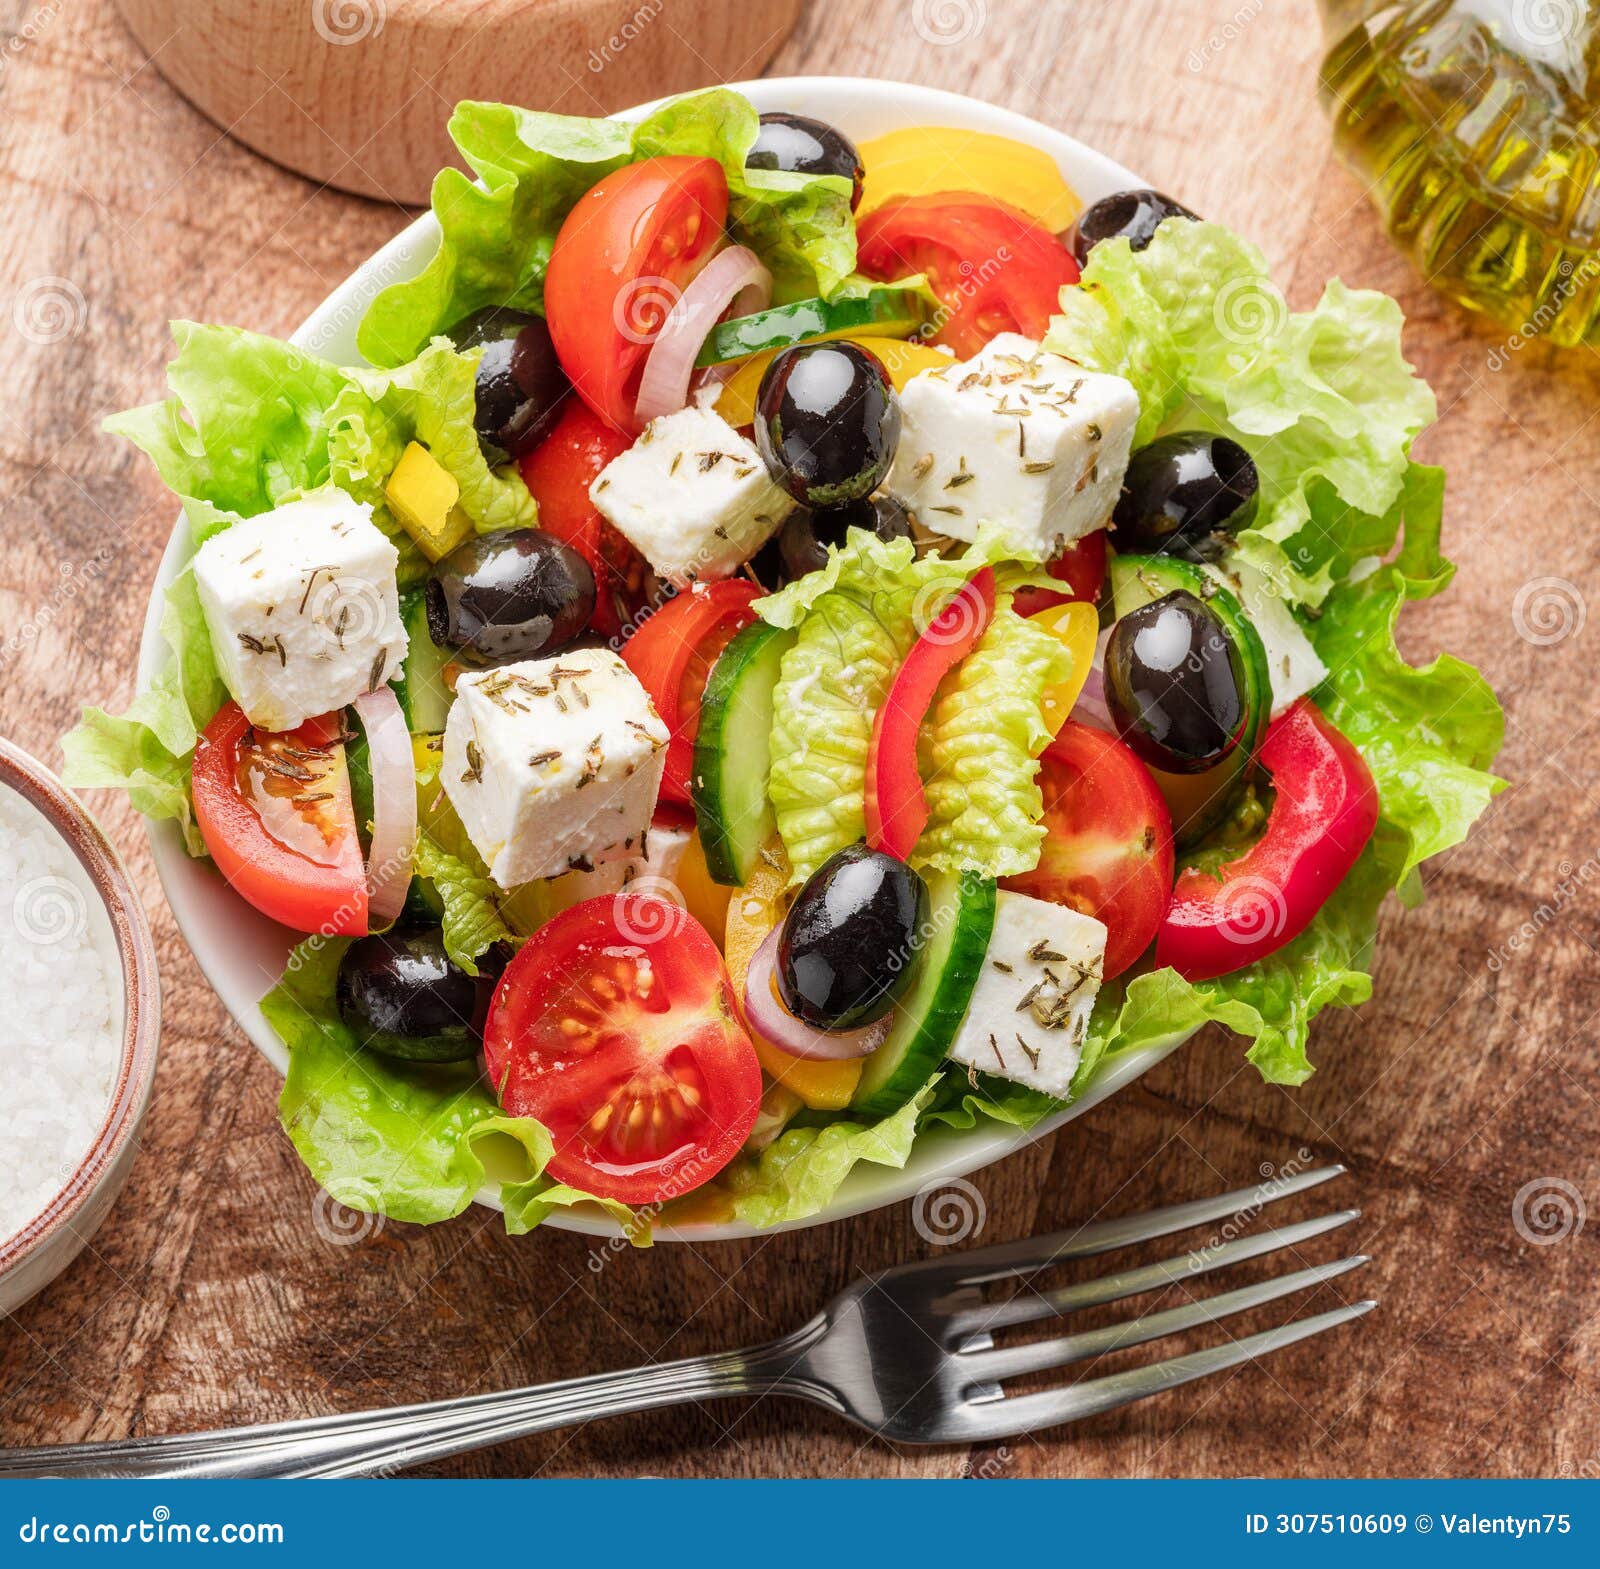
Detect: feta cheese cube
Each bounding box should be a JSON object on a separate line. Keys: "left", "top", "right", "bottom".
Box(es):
{"left": 441, "top": 649, "right": 669, "bottom": 889}
{"left": 946, "top": 891, "right": 1107, "bottom": 1099}
{"left": 193, "top": 492, "right": 408, "bottom": 733}
{"left": 1207, "top": 558, "right": 1328, "bottom": 717}
{"left": 544, "top": 820, "right": 692, "bottom": 904}
{"left": 589, "top": 406, "right": 793, "bottom": 585}
{"left": 887, "top": 333, "right": 1139, "bottom": 558}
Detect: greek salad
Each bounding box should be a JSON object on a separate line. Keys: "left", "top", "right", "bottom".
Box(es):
{"left": 66, "top": 90, "right": 1504, "bottom": 1237}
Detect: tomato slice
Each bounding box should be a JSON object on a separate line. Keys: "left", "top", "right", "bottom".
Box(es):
{"left": 619, "top": 580, "right": 760, "bottom": 805}
{"left": 192, "top": 702, "right": 368, "bottom": 936}
{"left": 485, "top": 894, "right": 761, "bottom": 1204}
{"left": 1002, "top": 720, "right": 1174, "bottom": 980}
{"left": 518, "top": 400, "right": 646, "bottom": 637}
{"left": 1012, "top": 531, "right": 1108, "bottom": 617}
{"left": 865, "top": 566, "right": 996, "bottom": 859}
{"left": 856, "top": 193, "right": 1081, "bottom": 358}
{"left": 1155, "top": 701, "right": 1379, "bottom": 983}
{"left": 544, "top": 156, "right": 730, "bottom": 435}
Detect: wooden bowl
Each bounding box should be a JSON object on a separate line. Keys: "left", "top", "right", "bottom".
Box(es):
{"left": 114, "top": 0, "right": 803, "bottom": 204}
{"left": 0, "top": 741, "right": 161, "bottom": 1315}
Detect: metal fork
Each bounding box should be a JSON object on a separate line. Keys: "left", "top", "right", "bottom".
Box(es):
{"left": 0, "top": 1165, "right": 1370, "bottom": 1478}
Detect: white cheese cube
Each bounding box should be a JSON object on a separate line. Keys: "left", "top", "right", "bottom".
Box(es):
{"left": 193, "top": 492, "right": 408, "bottom": 732}
{"left": 887, "top": 333, "right": 1138, "bottom": 558}
{"left": 545, "top": 820, "right": 692, "bottom": 903}
{"left": 946, "top": 891, "right": 1107, "bottom": 1099}
{"left": 1206, "top": 558, "right": 1328, "bottom": 717}
{"left": 441, "top": 649, "right": 668, "bottom": 889}
{"left": 589, "top": 406, "right": 793, "bottom": 585}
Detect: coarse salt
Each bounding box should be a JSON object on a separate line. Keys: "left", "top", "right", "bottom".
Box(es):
{"left": 0, "top": 784, "right": 121, "bottom": 1245}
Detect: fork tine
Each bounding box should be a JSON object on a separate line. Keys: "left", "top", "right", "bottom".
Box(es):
{"left": 961, "top": 1255, "right": 1369, "bottom": 1384}
{"left": 953, "top": 1208, "right": 1361, "bottom": 1336}
{"left": 969, "top": 1300, "right": 1377, "bottom": 1439}
{"left": 943, "top": 1164, "right": 1347, "bottom": 1286}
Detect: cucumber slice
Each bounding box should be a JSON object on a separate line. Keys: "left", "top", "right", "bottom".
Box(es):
{"left": 695, "top": 287, "right": 926, "bottom": 367}
{"left": 692, "top": 621, "right": 796, "bottom": 886}
{"left": 1107, "top": 552, "right": 1272, "bottom": 846}
{"left": 393, "top": 591, "right": 453, "bottom": 734}
{"left": 850, "top": 870, "right": 996, "bottom": 1118}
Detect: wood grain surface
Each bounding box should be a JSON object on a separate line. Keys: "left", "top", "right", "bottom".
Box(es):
{"left": 2, "top": 0, "right": 1599, "bottom": 1479}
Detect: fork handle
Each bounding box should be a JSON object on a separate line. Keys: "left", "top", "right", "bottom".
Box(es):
{"left": 0, "top": 1326, "right": 823, "bottom": 1479}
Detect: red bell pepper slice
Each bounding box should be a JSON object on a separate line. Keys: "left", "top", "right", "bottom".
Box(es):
{"left": 865, "top": 566, "right": 997, "bottom": 860}
{"left": 1154, "top": 700, "right": 1379, "bottom": 982}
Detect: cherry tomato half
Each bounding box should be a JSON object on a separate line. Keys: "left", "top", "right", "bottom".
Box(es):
{"left": 856, "top": 192, "right": 1081, "bottom": 359}
{"left": 192, "top": 702, "right": 368, "bottom": 936}
{"left": 1012, "top": 530, "right": 1108, "bottom": 618}
{"left": 544, "top": 156, "right": 730, "bottom": 435}
{"left": 1002, "top": 719, "right": 1174, "bottom": 980}
{"left": 619, "top": 580, "right": 760, "bottom": 805}
{"left": 485, "top": 894, "right": 761, "bottom": 1204}
{"left": 519, "top": 400, "right": 647, "bottom": 638}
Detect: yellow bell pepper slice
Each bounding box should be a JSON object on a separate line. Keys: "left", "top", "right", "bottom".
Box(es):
{"left": 716, "top": 336, "right": 951, "bottom": 428}
{"left": 723, "top": 839, "right": 862, "bottom": 1109}
{"left": 1028, "top": 599, "right": 1099, "bottom": 734}
{"left": 385, "top": 442, "right": 471, "bottom": 562}
{"left": 857, "top": 127, "right": 1082, "bottom": 233}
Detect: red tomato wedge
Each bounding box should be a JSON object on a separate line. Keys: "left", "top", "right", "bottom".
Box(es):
{"left": 856, "top": 192, "right": 1081, "bottom": 358}
{"left": 485, "top": 894, "right": 761, "bottom": 1204}
{"left": 544, "top": 156, "right": 730, "bottom": 434}
{"left": 865, "top": 566, "right": 996, "bottom": 859}
{"left": 192, "top": 702, "right": 368, "bottom": 936}
{"left": 1155, "top": 701, "right": 1378, "bottom": 983}
{"left": 518, "top": 400, "right": 645, "bottom": 637}
{"left": 620, "top": 580, "right": 760, "bottom": 805}
{"left": 1002, "top": 719, "right": 1174, "bottom": 980}
{"left": 1012, "top": 531, "right": 1108, "bottom": 618}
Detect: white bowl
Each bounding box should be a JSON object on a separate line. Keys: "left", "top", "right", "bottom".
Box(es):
{"left": 137, "top": 77, "right": 1195, "bottom": 1241}
{"left": 0, "top": 741, "right": 162, "bottom": 1312}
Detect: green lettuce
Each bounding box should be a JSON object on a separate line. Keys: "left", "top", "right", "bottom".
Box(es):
{"left": 266, "top": 937, "right": 639, "bottom": 1237}
{"left": 1044, "top": 220, "right": 1436, "bottom": 606}
{"left": 357, "top": 88, "right": 858, "bottom": 367}
{"left": 725, "top": 1077, "right": 937, "bottom": 1228}
{"left": 61, "top": 569, "right": 222, "bottom": 854}
{"left": 757, "top": 528, "right": 1063, "bottom": 883}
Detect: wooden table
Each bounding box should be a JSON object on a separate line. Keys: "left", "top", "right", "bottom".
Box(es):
{"left": 2, "top": 0, "right": 1598, "bottom": 1479}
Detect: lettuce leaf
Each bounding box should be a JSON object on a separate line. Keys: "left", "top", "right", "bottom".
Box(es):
{"left": 757, "top": 528, "right": 1061, "bottom": 883}
{"left": 357, "top": 88, "right": 858, "bottom": 367}
{"left": 1045, "top": 221, "right": 1435, "bottom": 606}
{"left": 60, "top": 569, "right": 222, "bottom": 854}
{"left": 266, "top": 937, "right": 639, "bottom": 1237}
{"left": 917, "top": 606, "right": 1070, "bottom": 878}
{"left": 725, "top": 1076, "right": 937, "bottom": 1228}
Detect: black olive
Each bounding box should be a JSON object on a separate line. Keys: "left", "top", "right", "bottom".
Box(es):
{"left": 1104, "top": 591, "right": 1247, "bottom": 774}
{"left": 755, "top": 342, "right": 901, "bottom": 508}
{"left": 1111, "top": 433, "right": 1258, "bottom": 560}
{"left": 754, "top": 495, "right": 912, "bottom": 584}
{"left": 777, "top": 842, "right": 928, "bottom": 1030}
{"left": 449, "top": 305, "right": 571, "bottom": 464}
{"left": 425, "top": 528, "right": 594, "bottom": 666}
{"left": 1068, "top": 189, "right": 1199, "bottom": 265}
{"left": 336, "top": 927, "right": 505, "bottom": 1063}
{"left": 747, "top": 112, "right": 865, "bottom": 210}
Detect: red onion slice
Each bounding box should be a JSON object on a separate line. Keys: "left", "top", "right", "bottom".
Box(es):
{"left": 353, "top": 685, "right": 416, "bottom": 928}
{"left": 634, "top": 246, "right": 772, "bottom": 427}
{"left": 741, "top": 926, "right": 887, "bottom": 1061}
{"left": 1072, "top": 625, "right": 1116, "bottom": 733}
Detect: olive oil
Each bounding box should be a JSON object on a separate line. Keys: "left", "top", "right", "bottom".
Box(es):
{"left": 1319, "top": 0, "right": 1600, "bottom": 347}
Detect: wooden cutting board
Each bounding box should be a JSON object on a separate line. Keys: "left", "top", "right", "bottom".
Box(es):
{"left": 114, "top": 0, "right": 802, "bottom": 204}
